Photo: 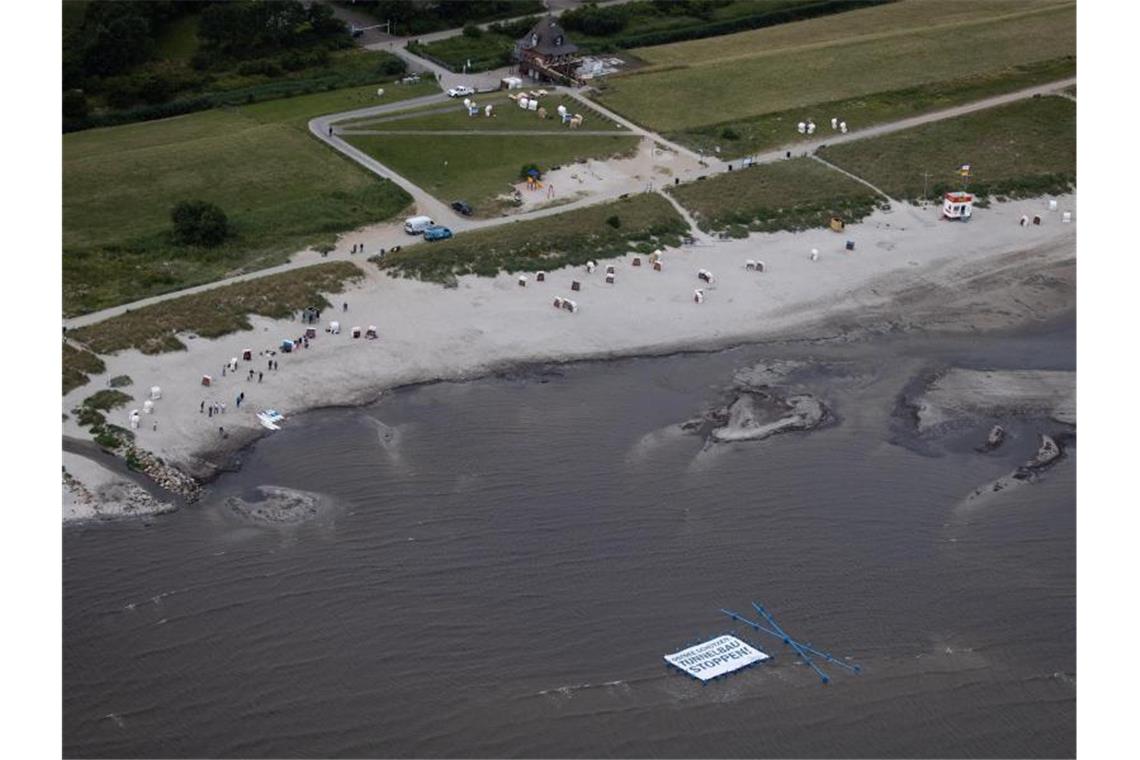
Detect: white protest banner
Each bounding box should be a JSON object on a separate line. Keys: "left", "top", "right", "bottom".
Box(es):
{"left": 664, "top": 635, "right": 769, "bottom": 681}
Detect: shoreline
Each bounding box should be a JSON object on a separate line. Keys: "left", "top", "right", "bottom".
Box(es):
{"left": 61, "top": 196, "right": 1076, "bottom": 504}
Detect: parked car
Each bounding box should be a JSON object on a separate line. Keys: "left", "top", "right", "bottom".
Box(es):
{"left": 447, "top": 85, "right": 475, "bottom": 98}
{"left": 404, "top": 215, "right": 435, "bottom": 234}
{"left": 423, "top": 225, "right": 453, "bottom": 241}
{"left": 451, "top": 200, "right": 473, "bottom": 216}
{"left": 400, "top": 73, "right": 421, "bottom": 84}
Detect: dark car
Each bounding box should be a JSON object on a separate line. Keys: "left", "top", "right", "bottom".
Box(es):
{"left": 451, "top": 201, "right": 473, "bottom": 216}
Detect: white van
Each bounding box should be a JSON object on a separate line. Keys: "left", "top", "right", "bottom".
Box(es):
{"left": 404, "top": 215, "right": 435, "bottom": 235}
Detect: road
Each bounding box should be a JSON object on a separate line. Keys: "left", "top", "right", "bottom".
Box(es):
{"left": 64, "top": 77, "right": 1075, "bottom": 331}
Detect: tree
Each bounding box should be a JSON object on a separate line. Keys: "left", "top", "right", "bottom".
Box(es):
{"left": 83, "top": 12, "right": 152, "bottom": 76}
{"left": 171, "top": 201, "right": 230, "bottom": 247}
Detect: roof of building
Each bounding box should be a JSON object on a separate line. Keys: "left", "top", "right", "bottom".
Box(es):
{"left": 517, "top": 15, "right": 579, "bottom": 57}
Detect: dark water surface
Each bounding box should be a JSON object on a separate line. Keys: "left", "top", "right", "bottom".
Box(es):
{"left": 63, "top": 324, "right": 1076, "bottom": 758}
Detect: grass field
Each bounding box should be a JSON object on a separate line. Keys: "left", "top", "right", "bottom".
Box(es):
{"left": 667, "top": 157, "right": 883, "bottom": 236}
{"left": 592, "top": 0, "right": 1074, "bottom": 156}
{"left": 379, "top": 193, "right": 686, "bottom": 281}
{"left": 344, "top": 132, "right": 640, "bottom": 216}
{"left": 818, "top": 96, "right": 1076, "bottom": 202}
{"left": 63, "top": 80, "right": 438, "bottom": 317}
{"left": 341, "top": 93, "right": 625, "bottom": 133}
{"left": 70, "top": 262, "right": 365, "bottom": 357}
{"left": 408, "top": 33, "right": 516, "bottom": 73}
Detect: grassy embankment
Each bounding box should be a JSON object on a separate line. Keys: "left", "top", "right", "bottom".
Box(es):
{"left": 667, "top": 158, "right": 883, "bottom": 236}
{"left": 63, "top": 80, "right": 437, "bottom": 317}
{"left": 592, "top": 0, "right": 1075, "bottom": 158}
{"left": 69, "top": 262, "right": 366, "bottom": 358}
{"left": 819, "top": 96, "right": 1076, "bottom": 202}
{"left": 378, "top": 193, "right": 687, "bottom": 281}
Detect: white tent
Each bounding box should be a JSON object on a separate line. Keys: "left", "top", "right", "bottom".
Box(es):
{"left": 150, "top": 385, "right": 162, "bottom": 400}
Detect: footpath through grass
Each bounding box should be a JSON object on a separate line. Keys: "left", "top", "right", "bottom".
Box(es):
{"left": 819, "top": 96, "right": 1076, "bottom": 202}
{"left": 63, "top": 80, "right": 437, "bottom": 317}
{"left": 345, "top": 132, "right": 640, "bottom": 217}
{"left": 70, "top": 262, "right": 365, "bottom": 357}
{"left": 667, "top": 158, "right": 883, "bottom": 236}
{"left": 378, "top": 193, "right": 687, "bottom": 281}
{"left": 592, "top": 0, "right": 1074, "bottom": 155}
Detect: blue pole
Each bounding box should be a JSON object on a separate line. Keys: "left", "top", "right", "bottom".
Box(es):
{"left": 723, "top": 608, "right": 862, "bottom": 674}
{"left": 753, "top": 603, "right": 830, "bottom": 684}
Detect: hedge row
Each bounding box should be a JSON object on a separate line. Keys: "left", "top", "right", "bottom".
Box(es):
{"left": 594, "top": 0, "right": 891, "bottom": 52}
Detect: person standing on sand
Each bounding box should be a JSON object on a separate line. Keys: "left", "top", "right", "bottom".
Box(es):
{"left": 220, "top": 402, "right": 226, "bottom": 414}
{"left": 258, "top": 371, "right": 263, "bottom": 383}
{"left": 343, "top": 302, "right": 348, "bottom": 312}
{"left": 200, "top": 400, "right": 205, "bottom": 413}
{"left": 219, "top": 426, "right": 224, "bottom": 437}
{"left": 208, "top": 405, "right": 213, "bottom": 418}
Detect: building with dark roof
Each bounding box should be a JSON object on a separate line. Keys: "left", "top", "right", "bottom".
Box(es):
{"left": 515, "top": 16, "right": 582, "bottom": 84}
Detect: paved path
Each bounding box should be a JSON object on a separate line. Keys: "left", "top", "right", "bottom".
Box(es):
{"left": 336, "top": 128, "right": 625, "bottom": 136}
{"left": 65, "top": 77, "right": 1075, "bottom": 331}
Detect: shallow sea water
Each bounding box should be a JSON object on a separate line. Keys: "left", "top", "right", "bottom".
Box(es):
{"left": 63, "top": 323, "right": 1075, "bottom": 758}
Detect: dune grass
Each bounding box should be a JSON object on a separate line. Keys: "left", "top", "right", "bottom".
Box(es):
{"left": 63, "top": 342, "right": 107, "bottom": 396}
{"left": 344, "top": 132, "right": 640, "bottom": 216}
{"left": 69, "top": 262, "right": 366, "bottom": 356}
{"left": 379, "top": 193, "right": 687, "bottom": 281}
{"left": 667, "top": 157, "right": 882, "bottom": 235}
{"left": 819, "top": 96, "right": 1076, "bottom": 202}
{"left": 63, "top": 80, "right": 438, "bottom": 317}
{"left": 592, "top": 0, "right": 1074, "bottom": 154}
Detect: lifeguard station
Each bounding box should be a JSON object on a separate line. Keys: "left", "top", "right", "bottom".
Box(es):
{"left": 942, "top": 191, "right": 974, "bottom": 221}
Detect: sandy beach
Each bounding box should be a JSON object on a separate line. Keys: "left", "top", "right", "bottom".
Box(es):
{"left": 61, "top": 194, "right": 1076, "bottom": 489}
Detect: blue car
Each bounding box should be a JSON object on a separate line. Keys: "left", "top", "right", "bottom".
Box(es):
{"left": 423, "top": 225, "right": 453, "bottom": 241}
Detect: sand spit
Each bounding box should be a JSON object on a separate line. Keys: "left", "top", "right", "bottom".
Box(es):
{"left": 63, "top": 451, "right": 175, "bottom": 522}
{"left": 225, "top": 486, "right": 330, "bottom": 525}
{"left": 61, "top": 196, "right": 1076, "bottom": 501}
{"left": 913, "top": 369, "right": 1076, "bottom": 433}
{"left": 962, "top": 431, "right": 1074, "bottom": 508}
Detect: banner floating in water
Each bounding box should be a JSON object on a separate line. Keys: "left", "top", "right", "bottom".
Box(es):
{"left": 664, "top": 635, "right": 769, "bottom": 681}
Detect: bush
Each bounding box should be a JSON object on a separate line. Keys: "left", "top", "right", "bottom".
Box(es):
{"left": 376, "top": 55, "right": 407, "bottom": 77}
{"left": 171, "top": 201, "right": 231, "bottom": 247}
{"left": 463, "top": 22, "right": 484, "bottom": 38}
{"left": 720, "top": 126, "right": 740, "bottom": 140}
{"left": 562, "top": 2, "right": 629, "bottom": 36}
{"left": 108, "top": 375, "right": 133, "bottom": 388}
{"left": 606, "top": 215, "right": 622, "bottom": 228}
{"left": 238, "top": 59, "right": 285, "bottom": 77}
